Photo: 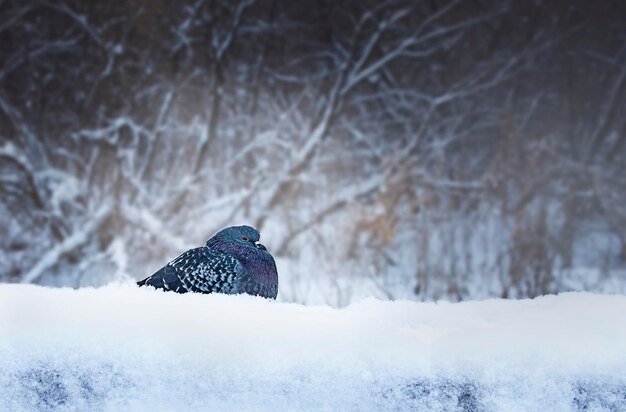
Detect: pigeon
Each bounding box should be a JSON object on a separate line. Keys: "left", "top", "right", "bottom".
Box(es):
{"left": 137, "top": 225, "right": 278, "bottom": 299}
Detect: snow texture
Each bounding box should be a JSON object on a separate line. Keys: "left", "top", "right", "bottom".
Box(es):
{"left": 1, "top": 284, "right": 625, "bottom": 411}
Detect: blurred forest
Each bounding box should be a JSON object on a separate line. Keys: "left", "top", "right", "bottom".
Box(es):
{"left": 1, "top": 0, "right": 625, "bottom": 305}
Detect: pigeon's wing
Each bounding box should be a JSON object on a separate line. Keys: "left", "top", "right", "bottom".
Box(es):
{"left": 137, "top": 247, "right": 242, "bottom": 294}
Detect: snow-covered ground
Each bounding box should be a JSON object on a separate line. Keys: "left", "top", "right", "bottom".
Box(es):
{"left": 1, "top": 284, "right": 625, "bottom": 411}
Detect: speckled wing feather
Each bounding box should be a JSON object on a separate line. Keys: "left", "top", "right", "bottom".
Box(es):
{"left": 137, "top": 247, "right": 242, "bottom": 294}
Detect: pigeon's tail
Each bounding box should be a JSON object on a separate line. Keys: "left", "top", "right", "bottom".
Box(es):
{"left": 136, "top": 277, "right": 153, "bottom": 287}
{"left": 137, "top": 265, "right": 186, "bottom": 293}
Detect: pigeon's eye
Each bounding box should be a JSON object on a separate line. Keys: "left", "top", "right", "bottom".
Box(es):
{"left": 241, "top": 236, "right": 248, "bottom": 241}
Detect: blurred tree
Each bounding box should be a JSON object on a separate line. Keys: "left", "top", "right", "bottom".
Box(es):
{"left": 1, "top": 0, "right": 625, "bottom": 304}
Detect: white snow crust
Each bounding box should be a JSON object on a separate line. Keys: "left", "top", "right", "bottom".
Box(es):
{"left": 1, "top": 284, "right": 625, "bottom": 411}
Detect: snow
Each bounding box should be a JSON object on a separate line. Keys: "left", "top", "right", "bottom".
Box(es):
{"left": 1, "top": 284, "right": 625, "bottom": 411}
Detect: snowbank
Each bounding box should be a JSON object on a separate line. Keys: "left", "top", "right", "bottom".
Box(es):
{"left": 1, "top": 284, "right": 625, "bottom": 411}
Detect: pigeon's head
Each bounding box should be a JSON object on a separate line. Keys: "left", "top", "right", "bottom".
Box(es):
{"left": 206, "top": 225, "right": 268, "bottom": 254}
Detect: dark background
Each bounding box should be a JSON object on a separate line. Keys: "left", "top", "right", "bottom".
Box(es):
{"left": 1, "top": 0, "right": 625, "bottom": 305}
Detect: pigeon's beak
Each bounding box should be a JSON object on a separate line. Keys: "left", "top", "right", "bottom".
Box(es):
{"left": 255, "top": 242, "right": 267, "bottom": 251}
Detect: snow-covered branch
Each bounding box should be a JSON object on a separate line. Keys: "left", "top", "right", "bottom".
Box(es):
{"left": 20, "top": 206, "right": 111, "bottom": 284}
